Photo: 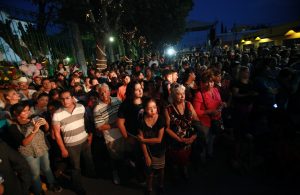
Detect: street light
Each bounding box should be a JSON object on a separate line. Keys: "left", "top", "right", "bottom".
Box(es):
{"left": 166, "top": 47, "right": 176, "bottom": 56}
{"left": 109, "top": 36, "right": 115, "bottom": 42}
{"left": 65, "top": 57, "right": 71, "bottom": 63}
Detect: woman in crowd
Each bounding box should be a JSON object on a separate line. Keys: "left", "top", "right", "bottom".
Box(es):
{"left": 117, "top": 80, "right": 145, "bottom": 182}
{"left": 55, "top": 62, "right": 67, "bottom": 76}
{"left": 49, "top": 89, "right": 61, "bottom": 102}
{"left": 83, "top": 77, "right": 92, "bottom": 93}
{"left": 193, "top": 70, "right": 224, "bottom": 160}
{"left": 231, "top": 66, "right": 257, "bottom": 166}
{"left": 8, "top": 101, "right": 61, "bottom": 195}
{"left": 117, "top": 74, "right": 131, "bottom": 101}
{"left": 138, "top": 98, "right": 165, "bottom": 194}
{"left": 31, "top": 93, "right": 49, "bottom": 117}
{"left": 164, "top": 84, "right": 198, "bottom": 179}
{"left": 3, "top": 89, "right": 21, "bottom": 112}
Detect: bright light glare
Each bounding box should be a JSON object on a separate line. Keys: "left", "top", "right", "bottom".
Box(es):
{"left": 166, "top": 47, "right": 176, "bottom": 56}
{"left": 109, "top": 37, "right": 115, "bottom": 42}
{"left": 65, "top": 57, "right": 71, "bottom": 62}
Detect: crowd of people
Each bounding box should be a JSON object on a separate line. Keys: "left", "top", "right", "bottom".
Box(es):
{"left": 0, "top": 45, "right": 300, "bottom": 195}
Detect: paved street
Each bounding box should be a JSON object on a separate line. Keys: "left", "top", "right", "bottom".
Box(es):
{"left": 45, "top": 138, "right": 298, "bottom": 195}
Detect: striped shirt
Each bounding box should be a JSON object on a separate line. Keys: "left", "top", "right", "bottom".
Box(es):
{"left": 94, "top": 97, "right": 122, "bottom": 143}
{"left": 52, "top": 103, "right": 88, "bottom": 146}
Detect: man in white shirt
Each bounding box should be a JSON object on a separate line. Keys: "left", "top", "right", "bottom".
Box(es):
{"left": 148, "top": 53, "right": 159, "bottom": 68}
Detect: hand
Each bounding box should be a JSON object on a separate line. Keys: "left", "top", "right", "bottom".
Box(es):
{"left": 221, "top": 102, "right": 227, "bottom": 108}
{"left": 61, "top": 148, "right": 69, "bottom": 158}
{"left": 38, "top": 118, "right": 47, "bottom": 126}
{"left": 177, "top": 137, "right": 184, "bottom": 143}
{"left": 137, "top": 135, "right": 144, "bottom": 142}
{"left": 32, "top": 119, "right": 43, "bottom": 133}
{"left": 207, "top": 109, "right": 218, "bottom": 116}
{"left": 187, "top": 137, "right": 196, "bottom": 144}
{"left": 145, "top": 156, "right": 152, "bottom": 167}
{"left": 87, "top": 134, "right": 93, "bottom": 145}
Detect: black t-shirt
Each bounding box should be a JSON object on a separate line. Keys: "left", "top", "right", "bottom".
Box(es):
{"left": 117, "top": 101, "right": 143, "bottom": 136}
{"left": 6, "top": 124, "right": 25, "bottom": 150}
{"left": 108, "top": 82, "right": 121, "bottom": 97}
{"left": 232, "top": 80, "right": 255, "bottom": 105}
{"left": 162, "top": 80, "right": 171, "bottom": 102}
{"left": 139, "top": 115, "right": 166, "bottom": 157}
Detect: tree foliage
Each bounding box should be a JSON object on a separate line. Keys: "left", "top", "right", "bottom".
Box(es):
{"left": 121, "top": 0, "right": 193, "bottom": 49}
{"left": 59, "top": 0, "right": 193, "bottom": 49}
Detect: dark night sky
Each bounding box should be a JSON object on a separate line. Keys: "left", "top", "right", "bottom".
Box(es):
{"left": 188, "top": 0, "right": 300, "bottom": 27}
{"left": 4, "top": 0, "right": 300, "bottom": 27}
{"left": 2, "top": 0, "right": 300, "bottom": 47}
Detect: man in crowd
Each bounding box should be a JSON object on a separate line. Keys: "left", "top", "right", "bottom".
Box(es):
{"left": 52, "top": 90, "right": 95, "bottom": 195}
{"left": 17, "top": 77, "right": 36, "bottom": 101}
{"left": 94, "top": 83, "right": 123, "bottom": 184}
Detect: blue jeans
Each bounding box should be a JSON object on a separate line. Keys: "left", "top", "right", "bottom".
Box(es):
{"left": 25, "top": 151, "right": 55, "bottom": 195}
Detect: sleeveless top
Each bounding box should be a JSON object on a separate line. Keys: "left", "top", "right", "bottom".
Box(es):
{"left": 166, "top": 101, "right": 196, "bottom": 149}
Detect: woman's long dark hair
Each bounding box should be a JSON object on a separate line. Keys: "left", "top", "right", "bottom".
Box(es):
{"left": 124, "top": 80, "right": 142, "bottom": 103}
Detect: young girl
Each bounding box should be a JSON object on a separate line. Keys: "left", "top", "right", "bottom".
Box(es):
{"left": 138, "top": 98, "right": 166, "bottom": 195}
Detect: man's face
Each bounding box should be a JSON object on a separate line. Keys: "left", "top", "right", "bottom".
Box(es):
{"left": 60, "top": 92, "right": 74, "bottom": 108}
{"left": 34, "top": 77, "right": 42, "bottom": 85}
{"left": 98, "top": 86, "right": 111, "bottom": 103}
{"left": 18, "top": 82, "right": 28, "bottom": 90}
{"left": 172, "top": 72, "right": 178, "bottom": 83}
{"left": 42, "top": 79, "right": 52, "bottom": 90}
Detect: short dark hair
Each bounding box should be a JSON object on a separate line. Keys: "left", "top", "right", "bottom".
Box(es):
{"left": 49, "top": 89, "right": 60, "bottom": 98}
{"left": 142, "top": 97, "right": 157, "bottom": 110}
{"left": 42, "top": 78, "right": 50, "bottom": 84}
{"left": 59, "top": 89, "right": 73, "bottom": 97}
{"left": 10, "top": 101, "right": 30, "bottom": 119}
{"left": 37, "top": 92, "right": 49, "bottom": 100}
{"left": 47, "top": 100, "right": 62, "bottom": 110}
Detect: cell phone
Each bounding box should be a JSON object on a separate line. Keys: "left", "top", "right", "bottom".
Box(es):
{"left": 32, "top": 116, "right": 40, "bottom": 122}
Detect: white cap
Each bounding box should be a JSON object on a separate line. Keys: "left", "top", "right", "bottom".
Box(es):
{"left": 18, "top": 77, "right": 28, "bottom": 83}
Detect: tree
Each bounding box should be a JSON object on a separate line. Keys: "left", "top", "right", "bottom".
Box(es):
{"left": 121, "top": 0, "right": 193, "bottom": 50}
{"left": 55, "top": 0, "right": 194, "bottom": 70}
{"left": 0, "top": 19, "right": 31, "bottom": 61}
